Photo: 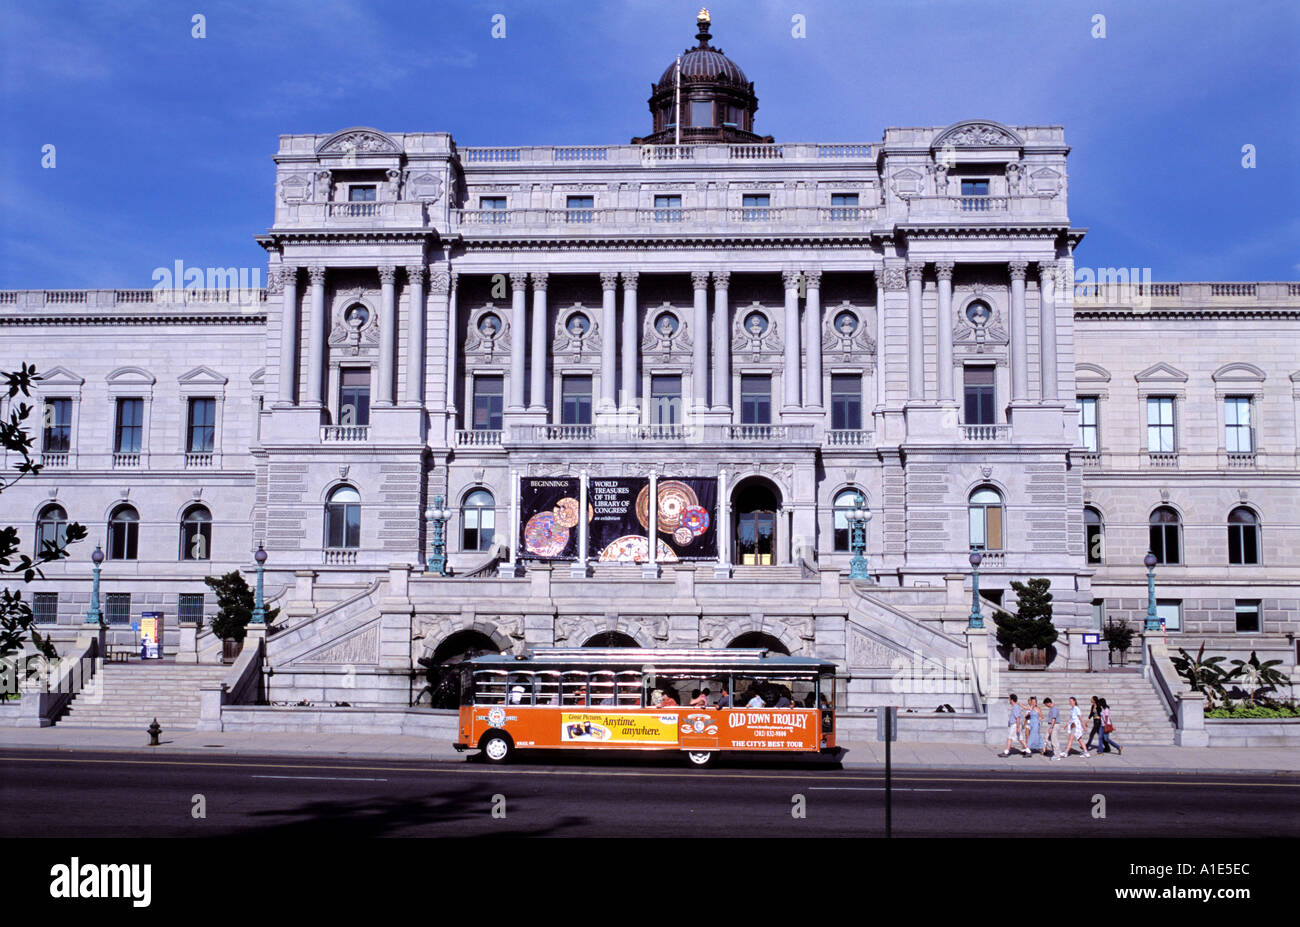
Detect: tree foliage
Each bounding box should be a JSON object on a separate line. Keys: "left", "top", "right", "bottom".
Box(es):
{"left": 1171, "top": 642, "right": 1231, "bottom": 709}
{"left": 203, "top": 570, "right": 279, "bottom": 642}
{"left": 993, "top": 577, "right": 1059, "bottom": 651}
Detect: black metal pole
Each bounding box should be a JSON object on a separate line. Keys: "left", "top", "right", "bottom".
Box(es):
{"left": 885, "top": 706, "right": 892, "bottom": 838}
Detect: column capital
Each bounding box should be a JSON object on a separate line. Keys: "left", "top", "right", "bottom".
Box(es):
{"left": 509, "top": 271, "right": 529, "bottom": 290}
{"left": 906, "top": 261, "right": 926, "bottom": 283}
{"left": 429, "top": 271, "right": 450, "bottom": 294}
{"left": 712, "top": 269, "right": 730, "bottom": 289}
{"left": 600, "top": 271, "right": 620, "bottom": 291}
{"left": 378, "top": 265, "right": 397, "bottom": 285}
{"left": 267, "top": 267, "right": 285, "bottom": 295}
{"left": 934, "top": 261, "right": 955, "bottom": 281}
{"left": 882, "top": 264, "right": 907, "bottom": 291}
{"left": 691, "top": 270, "right": 711, "bottom": 290}
{"left": 1036, "top": 260, "right": 1057, "bottom": 280}
{"left": 781, "top": 269, "right": 802, "bottom": 290}
{"left": 621, "top": 270, "right": 639, "bottom": 289}
{"left": 803, "top": 268, "right": 822, "bottom": 288}
{"left": 529, "top": 271, "right": 548, "bottom": 290}
{"left": 405, "top": 265, "right": 426, "bottom": 285}
{"left": 307, "top": 265, "right": 326, "bottom": 285}
{"left": 1008, "top": 261, "right": 1029, "bottom": 281}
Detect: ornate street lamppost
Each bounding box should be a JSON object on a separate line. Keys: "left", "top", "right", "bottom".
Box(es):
{"left": 251, "top": 544, "right": 267, "bottom": 625}
{"left": 1144, "top": 550, "right": 1160, "bottom": 631}
{"left": 968, "top": 547, "right": 985, "bottom": 629}
{"left": 84, "top": 544, "right": 105, "bottom": 625}
{"left": 426, "top": 496, "right": 452, "bottom": 577}
{"left": 848, "top": 493, "right": 872, "bottom": 580}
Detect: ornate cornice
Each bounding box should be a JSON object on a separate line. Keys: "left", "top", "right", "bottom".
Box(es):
{"left": 0, "top": 313, "right": 268, "bottom": 327}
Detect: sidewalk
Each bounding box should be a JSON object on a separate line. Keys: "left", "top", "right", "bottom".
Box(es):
{"left": 1, "top": 727, "right": 1296, "bottom": 775}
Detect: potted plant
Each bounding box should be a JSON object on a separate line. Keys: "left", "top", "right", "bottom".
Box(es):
{"left": 203, "top": 571, "right": 279, "bottom": 663}
{"left": 1102, "top": 618, "right": 1135, "bottom": 665}
{"left": 993, "top": 578, "right": 1059, "bottom": 670}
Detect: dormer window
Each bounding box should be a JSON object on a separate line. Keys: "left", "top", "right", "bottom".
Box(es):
{"left": 348, "top": 185, "right": 377, "bottom": 202}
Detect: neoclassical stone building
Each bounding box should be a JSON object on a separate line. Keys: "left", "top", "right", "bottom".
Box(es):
{"left": 4, "top": 12, "right": 1297, "bottom": 726}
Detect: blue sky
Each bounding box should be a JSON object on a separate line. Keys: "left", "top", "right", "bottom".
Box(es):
{"left": 2, "top": 0, "right": 1297, "bottom": 288}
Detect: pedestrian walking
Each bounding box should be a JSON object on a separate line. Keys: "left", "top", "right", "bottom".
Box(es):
{"left": 1085, "top": 695, "right": 1103, "bottom": 752}
{"left": 1042, "top": 697, "right": 1060, "bottom": 757}
{"left": 1025, "top": 696, "right": 1043, "bottom": 754}
{"left": 998, "top": 694, "right": 1031, "bottom": 757}
{"left": 1056, "top": 696, "right": 1091, "bottom": 759}
{"left": 1097, "top": 697, "right": 1123, "bottom": 755}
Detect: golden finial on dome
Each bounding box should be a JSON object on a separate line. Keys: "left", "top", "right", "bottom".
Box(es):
{"left": 698, "top": 8, "right": 710, "bottom": 24}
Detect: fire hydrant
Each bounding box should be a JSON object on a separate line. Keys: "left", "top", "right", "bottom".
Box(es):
{"left": 147, "top": 718, "right": 162, "bottom": 746}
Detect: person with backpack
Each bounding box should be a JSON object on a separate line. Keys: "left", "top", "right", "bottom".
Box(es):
{"left": 1097, "top": 697, "right": 1123, "bottom": 755}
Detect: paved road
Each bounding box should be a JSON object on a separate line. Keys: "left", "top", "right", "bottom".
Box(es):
{"left": 2, "top": 749, "right": 1297, "bottom": 837}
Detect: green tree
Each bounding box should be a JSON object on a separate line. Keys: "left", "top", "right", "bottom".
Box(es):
{"left": 1226, "top": 650, "right": 1292, "bottom": 707}
{"left": 1171, "top": 642, "right": 1230, "bottom": 710}
{"left": 993, "top": 577, "right": 1059, "bottom": 651}
{"left": 1, "top": 364, "right": 87, "bottom": 665}
{"left": 203, "top": 570, "right": 279, "bottom": 642}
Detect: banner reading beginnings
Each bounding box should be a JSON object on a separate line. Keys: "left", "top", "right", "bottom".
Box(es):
{"left": 519, "top": 477, "right": 582, "bottom": 561}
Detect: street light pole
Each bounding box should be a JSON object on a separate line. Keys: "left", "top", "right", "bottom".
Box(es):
{"left": 1144, "top": 551, "right": 1160, "bottom": 631}
{"left": 426, "top": 495, "right": 451, "bottom": 577}
{"left": 968, "top": 547, "right": 984, "bottom": 629}
{"left": 251, "top": 544, "right": 267, "bottom": 624}
{"left": 848, "top": 493, "right": 872, "bottom": 581}
{"left": 84, "top": 544, "right": 105, "bottom": 625}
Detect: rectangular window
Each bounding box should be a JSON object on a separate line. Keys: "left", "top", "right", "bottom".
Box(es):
{"left": 1146, "top": 397, "right": 1175, "bottom": 453}
{"left": 178, "top": 593, "right": 205, "bottom": 624}
{"left": 348, "top": 185, "right": 377, "bottom": 202}
{"left": 650, "top": 374, "right": 682, "bottom": 425}
{"left": 1234, "top": 600, "right": 1261, "bottom": 633}
{"left": 42, "top": 398, "right": 72, "bottom": 453}
{"left": 1091, "top": 599, "right": 1105, "bottom": 630}
{"left": 1224, "top": 396, "right": 1253, "bottom": 453}
{"left": 1155, "top": 599, "right": 1181, "bottom": 632}
{"left": 1078, "top": 396, "right": 1099, "bottom": 452}
{"left": 187, "top": 397, "right": 216, "bottom": 453}
{"left": 830, "top": 374, "right": 862, "bottom": 430}
{"left": 830, "top": 193, "right": 859, "bottom": 220}
{"left": 653, "top": 194, "right": 682, "bottom": 222}
{"left": 961, "top": 179, "right": 990, "bottom": 196}
{"left": 339, "top": 368, "right": 371, "bottom": 427}
{"left": 33, "top": 592, "right": 58, "bottom": 624}
{"left": 114, "top": 398, "right": 144, "bottom": 453}
{"left": 566, "top": 195, "right": 594, "bottom": 223}
{"left": 740, "top": 374, "right": 771, "bottom": 425}
{"left": 963, "top": 367, "right": 996, "bottom": 425}
{"left": 690, "top": 99, "right": 713, "bottom": 126}
{"left": 561, "top": 375, "right": 593, "bottom": 426}
{"left": 105, "top": 593, "right": 131, "bottom": 626}
{"left": 479, "top": 196, "right": 506, "bottom": 210}
{"left": 472, "top": 377, "right": 504, "bottom": 431}
{"left": 722, "top": 105, "right": 742, "bottom": 127}
{"left": 741, "top": 194, "right": 770, "bottom": 221}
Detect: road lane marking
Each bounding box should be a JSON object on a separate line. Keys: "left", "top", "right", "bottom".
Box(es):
{"left": 251, "top": 774, "right": 389, "bottom": 782}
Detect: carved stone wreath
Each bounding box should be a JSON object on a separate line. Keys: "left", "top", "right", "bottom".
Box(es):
{"left": 328, "top": 290, "right": 379, "bottom": 355}
{"left": 731, "top": 303, "right": 782, "bottom": 357}
{"left": 821, "top": 301, "right": 876, "bottom": 359}
{"left": 464, "top": 304, "right": 511, "bottom": 360}
{"left": 552, "top": 305, "right": 601, "bottom": 357}
{"left": 640, "top": 303, "right": 691, "bottom": 357}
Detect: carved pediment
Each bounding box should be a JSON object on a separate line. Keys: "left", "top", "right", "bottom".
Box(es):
{"left": 890, "top": 168, "right": 925, "bottom": 196}
{"left": 38, "top": 366, "right": 84, "bottom": 387}
{"left": 1075, "top": 362, "right": 1111, "bottom": 384}
{"left": 1211, "top": 362, "right": 1266, "bottom": 384}
{"left": 1028, "top": 167, "right": 1062, "bottom": 195}
{"left": 316, "top": 127, "right": 401, "bottom": 156}
{"left": 1134, "top": 362, "right": 1188, "bottom": 384}
{"left": 932, "top": 120, "right": 1024, "bottom": 150}
{"left": 178, "top": 365, "right": 229, "bottom": 386}
{"left": 279, "top": 174, "right": 312, "bottom": 203}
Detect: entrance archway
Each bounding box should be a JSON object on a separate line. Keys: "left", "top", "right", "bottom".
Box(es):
{"left": 582, "top": 631, "right": 639, "bottom": 647}
{"left": 727, "top": 631, "right": 791, "bottom": 655}
{"left": 732, "top": 477, "right": 781, "bottom": 565}
{"left": 419, "top": 629, "right": 501, "bottom": 709}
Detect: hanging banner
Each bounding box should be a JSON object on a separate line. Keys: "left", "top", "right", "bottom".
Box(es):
{"left": 588, "top": 476, "right": 665, "bottom": 563}
{"left": 636, "top": 476, "right": 718, "bottom": 562}
{"left": 518, "top": 477, "right": 583, "bottom": 561}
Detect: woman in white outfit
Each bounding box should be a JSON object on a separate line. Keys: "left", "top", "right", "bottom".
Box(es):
{"left": 1057, "top": 696, "right": 1092, "bottom": 759}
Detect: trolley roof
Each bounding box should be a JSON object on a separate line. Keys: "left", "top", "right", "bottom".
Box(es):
{"left": 464, "top": 647, "right": 837, "bottom": 674}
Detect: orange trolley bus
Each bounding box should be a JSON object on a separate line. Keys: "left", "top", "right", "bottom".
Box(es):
{"left": 454, "top": 647, "right": 837, "bottom": 766}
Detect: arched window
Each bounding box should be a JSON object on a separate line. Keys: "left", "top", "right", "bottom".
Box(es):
{"left": 832, "top": 490, "right": 861, "bottom": 552}
{"left": 968, "top": 487, "right": 1004, "bottom": 551}
{"left": 1227, "top": 507, "right": 1260, "bottom": 565}
{"left": 325, "top": 486, "right": 361, "bottom": 549}
{"left": 36, "top": 504, "right": 68, "bottom": 556}
{"left": 180, "top": 505, "right": 212, "bottom": 561}
{"left": 1084, "top": 507, "right": 1104, "bottom": 564}
{"left": 107, "top": 505, "right": 139, "bottom": 560}
{"left": 1149, "top": 506, "right": 1181, "bottom": 565}
{"left": 461, "top": 489, "right": 496, "bottom": 552}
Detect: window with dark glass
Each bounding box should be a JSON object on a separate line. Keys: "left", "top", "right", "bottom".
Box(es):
{"left": 566, "top": 195, "right": 594, "bottom": 223}
{"left": 1235, "top": 600, "right": 1261, "bottom": 633}
{"left": 830, "top": 374, "right": 862, "bottom": 430}
{"left": 653, "top": 194, "right": 682, "bottom": 221}
{"left": 178, "top": 593, "right": 205, "bottom": 624}
{"left": 1085, "top": 506, "right": 1103, "bottom": 564}
{"left": 1227, "top": 506, "right": 1260, "bottom": 565}
{"left": 105, "top": 593, "right": 131, "bottom": 626}
{"left": 35, "top": 504, "right": 68, "bottom": 556}
{"left": 480, "top": 196, "right": 506, "bottom": 210}
{"left": 1078, "top": 396, "right": 1099, "bottom": 452}
{"left": 690, "top": 100, "right": 713, "bottom": 126}
{"left": 33, "top": 592, "right": 58, "bottom": 624}
{"left": 961, "top": 179, "right": 990, "bottom": 196}
{"left": 741, "top": 194, "right": 770, "bottom": 220}
{"left": 339, "top": 369, "right": 370, "bottom": 427}
{"left": 740, "top": 375, "right": 771, "bottom": 425}
{"left": 108, "top": 505, "right": 139, "bottom": 560}
{"left": 114, "top": 398, "right": 143, "bottom": 453}
{"left": 1146, "top": 397, "right": 1175, "bottom": 452}
{"left": 561, "top": 376, "right": 593, "bottom": 426}
{"left": 1149, "top": 506, "right": 1181, "bottom": 564}
{"left": 187, "top": 397, "right": 215, "bottom": 453}
{"left": 830, "top": 193, "right": 858, "bottom": 220}
{"left": 42, "top": 398, "right": 71, "bottom": 453}
{"left": 325, "top": 486, "right": 361, "bottom": 549}
{"left": 181, "top": 505, "right": 212, "bottom": 561}
{"left": 1225, "top": 396, "right": 1253, "bottom": 453}
{"left": 650, "top": 375, "right": 682, "bottom": 425}
{"left": 348, "top": 185, "right": 377, "bottom": 202}
{"left": 963, "top": 367, "right": 996, "bottom": 425}
{"left": 462, "top": 489, "right": 496, "bottom": 552}
{"left": 472, "top": 377, "right": 503, "bottom": 431}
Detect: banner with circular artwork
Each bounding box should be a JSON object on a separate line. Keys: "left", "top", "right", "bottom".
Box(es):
{"left": 586, "top": 476, "right": 717, "bottom": 562}
{"left": 651, "top": 477, "right": 717, "bottom": 561}
{"left": 519, "top": 477, "right": 584, "bottom": 561}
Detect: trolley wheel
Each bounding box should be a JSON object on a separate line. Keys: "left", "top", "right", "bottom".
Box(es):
{"left": 685, "top": 750, "right": 714, "bottom": 768}
{"left": 479, "top": 730, "right": 514, "bottom": 764}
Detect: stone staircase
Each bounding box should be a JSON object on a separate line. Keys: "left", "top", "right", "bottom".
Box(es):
{"left": 57, "top": 661, "right": 230, "bottom": 730}
{"left": 731, "top": 566, "right": 810, "bottom": 581}
{"left": 1000, "top": 668, "right": 1178, "bottom": 745}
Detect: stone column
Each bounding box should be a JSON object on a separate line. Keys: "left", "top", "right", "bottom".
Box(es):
{"left": 1009, "top": 261, "right": 1029, "bottom": 401}
{"left": 782, "top": 269, "right": 802, "bottom": 409}
{"left": 445, "top": 271, "right": 458, "bottom": 414}
{"left": 529, "top": 272, "right": 548, "bottom": 412}
{"left": 906, "top": 261, "right": 925, "bottom": 401}
{"left": 935, "top": 261, "right": 955, "bottom": 402}
{"left": 306, "top": 265, "right": 326, "bottom": 406}
{"left": 377, "top": 265, "right": 397, "bottom": 406}
{"left": 621, "top": 271, "right": 639, "bottom": 413}
{"left": 277, "top": 266, "right": 299, "bottom": 405}
{"left": 427, "top": 270, "right": 450, "bottom": 419}
{"left": 403, "top": 265, "right": 426, "bottom": 405}
{"left": 804, "top": 268, "right": 823, "bottom": 408}
{"left": 600, "top": 272, "right": 619, "bottom": 412}
{"left": 508, "top": 272, "right": 527, "bottom": 410}
{"left": 711, "top": 271, "right": 731, "bottom": 411}
{"left": 1038, "top": 261, "right": 1058, "bottom": 400}
{"left": 874, "top": 271, "right": 886, "bottom": 410}
{"left": 691, "top": 271, "right": 710, "bottom": 411}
